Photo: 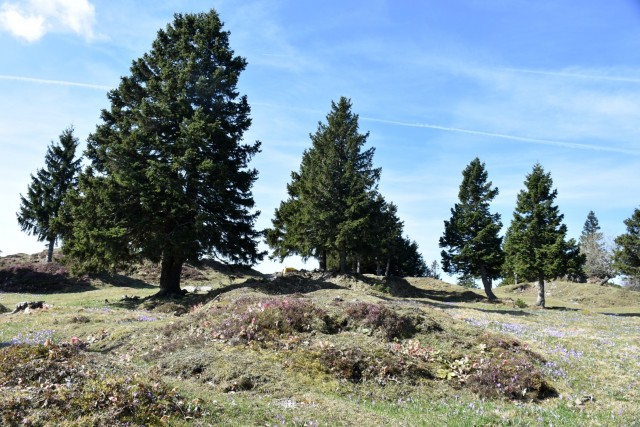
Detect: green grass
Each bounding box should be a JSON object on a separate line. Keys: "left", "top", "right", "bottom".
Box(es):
{"left": 2, "top": 258, "right": 640, "bottom": 426}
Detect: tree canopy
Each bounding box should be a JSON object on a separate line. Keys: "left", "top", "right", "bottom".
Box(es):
{"left": 439, "top": 157, "right": 503, "bottom": 300}
{"left": 579, "top": 211, "right": 614, "bottom": 284}
{"left": 62, "top": 10, "right": 263, "bottom": 295}
{"left": 17, "top": 127, "right": 81, "bottom": 262}
{"left": 266, "top": 97, "right": 382, "bottom": 274}
{"left": 582, "top": 210, "right": 600, "bottom": 236}
{"left": 613, "top": 207, "right": 640, "bottom": 285}
{"left": 503, "top": 163, "right": 584, "bottom": 307}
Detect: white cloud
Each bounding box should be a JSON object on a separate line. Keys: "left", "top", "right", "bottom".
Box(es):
{"left": 361, "top": 116, "right": 640, "bottom": 156}
{"left": 0, "top": 3, "right": 45, "bottom": 41}
{"left": 0, "top": 0, "right": 96, "bottom": 42}
{"left": 0, "top": 74, "right": 111, "bottom": 90}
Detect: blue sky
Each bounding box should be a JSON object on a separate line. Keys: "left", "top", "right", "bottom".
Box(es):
{"left": 1, "top": 0, "right": 639, "bottom": 281}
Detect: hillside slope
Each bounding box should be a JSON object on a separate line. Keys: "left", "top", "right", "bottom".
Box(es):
{"left": 1, "top": 256, "right": 639, "bottom": 425}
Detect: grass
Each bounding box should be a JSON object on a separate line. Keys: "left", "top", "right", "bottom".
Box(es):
{"left": 1, "top": 255, "right": 640, "bottom": 425}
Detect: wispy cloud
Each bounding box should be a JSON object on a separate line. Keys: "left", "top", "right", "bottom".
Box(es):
{"left": 0, "top": 0, "right": 96, "bottom": 42}
{"left": 361, "top": 117, "right": 640, "bottom": 155}
{"left": 506, "top": 67, "right": 640, "bottom": 84}
{"left": 0, "top": 74, "right": 111, "bottom": 90}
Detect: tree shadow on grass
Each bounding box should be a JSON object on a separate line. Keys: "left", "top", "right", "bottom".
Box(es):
{"left": 544, "top": 306, "right": 580, "bottom": 312}
{"left": 385, "top": 277, "right": 486, "bottom": 303}
{"left": 602, "top": 312, "right": 640, "bottom": 317}
{"left": 91, "top": 273, "right": 157, "bottom": 290}
{"left": 472, "top": 307, "right": 534, "bottom": 317}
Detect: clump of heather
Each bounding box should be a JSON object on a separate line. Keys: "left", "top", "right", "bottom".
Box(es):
{"left": 211, "top": 297, "right": 334, "bottom": 345}
{"left": 0, "top": 342, "right": 204, "bottom": 425}
{"left": 318, "top": 346, "right": 431, "bottom": 384}
{"left": 344, "top": 302, "right": 417, "bottom": 340}
{"left": 467, "top": 353, "right": 556, "bottom": 401}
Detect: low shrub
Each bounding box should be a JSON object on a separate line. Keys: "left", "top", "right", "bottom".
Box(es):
{"left": 515, "top": 298, "right": 528, "bottom": 309}
{"left": 344, "top": 302, "right": 416, "bottom": 340}
{"left": 467, "top": 354, "right": 556, "bottom": 401}
{"left": 211, "top": 297, "right": 334, "bottom": 345}
{"left": 318, "top": 346, "right": 431, "bottom": 384}
{"left": 0, "top": 342, "right": 205, "bottom": 425}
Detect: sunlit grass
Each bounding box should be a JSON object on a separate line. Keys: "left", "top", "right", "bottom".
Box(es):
{"left": 2, "top": 265, "right": 640, "bottom": 425}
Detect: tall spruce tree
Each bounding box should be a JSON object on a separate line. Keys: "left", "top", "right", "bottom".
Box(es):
{"left": 17, "top": 127, "right": 80, "bottom": 262}
{"left": 266, "top": 97, "right": 381, "bottom": 273}
{"left": 63, "top": 10, "right": 263, "bottom": 295}
{"left": 439, "top": 158, "right": 503, "bottom": 300}
{"left": 613, "top": 207, "right": 640, "bottom": 284}
{"left": 579, "top": 211, "right": 613, "bottom": 284}
{"left": 582, "top": 211, "right": 600, "bottom": 235}
{"left": 503, "top": 163, "right": 584, "bottom": 307}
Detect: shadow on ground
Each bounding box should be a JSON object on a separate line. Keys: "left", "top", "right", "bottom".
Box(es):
{"left": 386, "top": 277, "right": 485, "bottom": 303}
{"left": 92, "top": 273, "right": 157, "bottom": 289}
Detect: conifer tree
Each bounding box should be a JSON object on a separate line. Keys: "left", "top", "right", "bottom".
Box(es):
{"left": 579, "top": 211, "right": 613, "bottom": 284}
{"left": 439, "top": 158, "right": 503, "bottom": 300}
{"left": 613, "top": 207, "right": 640, "bottom": 284}
{"left": 582, "top": 211, "right": 600, "bottom": 235}
{"left": 503, "top": 164, "right": 584, "bottom": 307}
{"left": 17, "top": 127, "right": 80, "bottom": 262}
{"left": 266, "top": 97, "right": 381, "bottom": 274}
{"left": 63, "top": 10, "right": 263, "bottom": 295}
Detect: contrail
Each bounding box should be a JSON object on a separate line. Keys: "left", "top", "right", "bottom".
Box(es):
{"left": 362, "top": 117, "right": 640, "bottom": 155}
{"left": 0, "top": 75, "right": 112, "bottom": 90}
{"left": 505, "top": 68, "right": 640, "bottom": 84}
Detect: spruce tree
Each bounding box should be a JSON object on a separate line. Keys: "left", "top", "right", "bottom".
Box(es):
{"left": 613, "top": 207, "right": 640, "bottom": 284}
{"left": 266, "top": 97, "right": 381, "bottom": 274}
{"left": 439, "top": 158, "right": 503, "bottom": 300}
{"left": 17, "top": 127, "right": 80, "bottom": 262}
{"left": 503, "top": 163, "right": 584, "bottom": 307}
{"left": 582, "top": 211, "right": 600, "bottom": 235}
{"left": 579, "top": 211, "right": 613, "bottom": 284}
{"left": 63, "top": 10, "right": 263, "bottom": 295}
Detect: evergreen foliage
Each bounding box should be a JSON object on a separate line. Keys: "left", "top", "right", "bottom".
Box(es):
{"left": 582, "top": 210, "right": 600, "bottom": 236}
{"left": 266, "top": 97, "right": 382, "bottom": 274}
{"left": 503, "top": 163, "right": 584, "bottom": 307}
{"left": 579, "top": 211, "right": 614, "bottom": 284}
{"left": 17, "top": 127, "right": 81, "bottom": 262}
{"left": 439, "top": 158, "right": 503, "bottom": 300}
{"left": 613, "top": 207, "right": 640, "bottom": 283}
{"left": 62, "top": 10, "right": 263, "bottom": 295}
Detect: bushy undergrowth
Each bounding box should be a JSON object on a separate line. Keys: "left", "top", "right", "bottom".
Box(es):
{"left": 344, "top": 302, "right": 417, "bottom": 340}
{"left": 468, "top": 334, "right": 555, "bottom": 401}
{"left": 150, "top": 296, "right": 335, "bottom": 357}
{"left": 467, "top": 353, "right": 556, "bottom": 400}
{"left": 318, "top": 345, "right": 432, "bottom": 384}
{"left": 155, "top": 295, "right": 554, "bottom": 401}
{"left": 0, "top": 342, "right": 204, "bottom": 426}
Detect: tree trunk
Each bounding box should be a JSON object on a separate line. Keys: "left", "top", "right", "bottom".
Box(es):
{"left": 385, "top": 254, "right": 391, "bottom": 277}
{"left": 598, "top": 275, "right": 612, "bottom": 286}
{"left": 339, "top": 242, "right": 347, "bottom": 274}
{"left": 536, "top": 277, "right": 546, "bottom": 308}
{"left": 158, "top": 255, "right": 184, "bottom": 296}
{"left": 46, "top": 239, "right": 55, "bottom": 263}
{"left": 319, "top": 250, "right": 327, "bottom": 272}
{"left": 480, "top": 265, "right": 497, "bottom": 301}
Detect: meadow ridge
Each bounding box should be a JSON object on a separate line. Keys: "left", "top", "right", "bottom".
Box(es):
{"left": 1, "top": 253, "right": 639, "bottom": 426}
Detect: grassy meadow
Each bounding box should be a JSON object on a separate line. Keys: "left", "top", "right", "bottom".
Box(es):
{"left": 1, "top": 254, "right": 639, "bottom": 426}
